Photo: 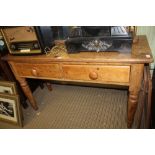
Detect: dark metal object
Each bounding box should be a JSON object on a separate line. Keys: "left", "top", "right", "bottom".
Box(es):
{"left": 34, "top": 26, "right": 55, "bottom": 52}
{"left": 65, "top": 26, "right": 133, "bottom": 53}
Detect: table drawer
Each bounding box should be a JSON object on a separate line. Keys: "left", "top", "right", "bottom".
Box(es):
{"left": 14, "top": 63, "right": 62, "bottom": 78}
{"left": 62, "top": 65, "right": 130, "bottom": 83}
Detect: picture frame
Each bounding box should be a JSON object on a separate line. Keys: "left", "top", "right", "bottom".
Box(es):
{"left": 0, "top": 93, "right": 22, "bottom": 127}
{"left": 0, "top": 81, "right": 17, "bottom": 95}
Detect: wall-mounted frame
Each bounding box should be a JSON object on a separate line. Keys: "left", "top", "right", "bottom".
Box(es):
{"left": 0, "top": 81, "right": 17, "bottom": 95}
{"left": 0, "top": 93, "right": 22, "bottom": 127}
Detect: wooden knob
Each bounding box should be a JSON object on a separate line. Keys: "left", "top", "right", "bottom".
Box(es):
{"left": 9, "top": 37, "right": 15, "bottom": 41}
{"left": 89, "top": 71, "right": 98, "bottom": 80}
{"left": 31, "top": 68, "right": 38, "bottom": 76}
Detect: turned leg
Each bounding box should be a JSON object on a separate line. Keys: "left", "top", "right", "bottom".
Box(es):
{"left": 17, "top": 77, "right": 38, "bottom": 110}
{"left": 127, "top": 64, "right": 144, "bottom": 128}
{"left": 46, "top": 82, "right": 53, "bottom": 91}
{"left": 128, "top": 93, "right": 139, "bottom": 128}
{"left": 39, "top": 81, "right": 44, "bottom": 89}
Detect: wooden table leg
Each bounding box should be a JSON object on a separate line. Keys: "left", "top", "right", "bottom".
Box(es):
{"left": 127, "top": 64, "right": 144, "bottom": 128}
{"left": 17, "top": 77, "right": 38, "bottom": 110}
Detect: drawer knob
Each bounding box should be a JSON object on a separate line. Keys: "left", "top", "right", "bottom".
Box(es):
{"left": 89, "top": 71, "right": 98, "bottom": 80}
{"left": 31, "top": 68, "right": 38, "bottom": 76}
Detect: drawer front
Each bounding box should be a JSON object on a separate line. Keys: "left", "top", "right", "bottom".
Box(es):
{"left": 14, "top": 63, "right": 62, "bottom": 78}
{"left": 62, "top": 65, "right": 130, "bottom": 83}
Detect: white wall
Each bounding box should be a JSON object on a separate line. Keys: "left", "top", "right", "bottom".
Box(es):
{"left": 137, "top": 26, "right": 155, "bottom": 69}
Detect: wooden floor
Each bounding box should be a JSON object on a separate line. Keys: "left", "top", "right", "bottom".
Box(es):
{"left": 0, "top": 84, "right": 141, "bottom": 129}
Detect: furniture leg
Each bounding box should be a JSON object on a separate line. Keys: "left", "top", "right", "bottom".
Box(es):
{"left": 146, "top": 66, "right": 152, "bottom": 128}
{"left": 46, "top": 82, "right": 53, "bottom": 91}
{"left": 137, "top": 66, "right": 147, "bottom": 128}
{"left": 127, "top": 64, "right": 144, "bottom": 128}
{"left": 17, "top": 77, "right": 38, "bottom": 110}
{"left": 39, "top": 81, "right": 44, "bottom": 89}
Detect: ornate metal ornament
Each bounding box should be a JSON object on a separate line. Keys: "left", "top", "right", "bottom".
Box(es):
{"left": 82, "top": 39, "right": 112, "bottom": 52}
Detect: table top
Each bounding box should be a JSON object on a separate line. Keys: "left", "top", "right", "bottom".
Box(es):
{"left": 3, "top": 35, "right": 154, "bottom": 64}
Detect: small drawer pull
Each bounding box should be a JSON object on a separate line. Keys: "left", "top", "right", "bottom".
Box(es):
{"left": 9, "top": 37, "right": 15, "bottom": 41}
{"left": 89, "top": 71, "right": 98, "bottom": 80}
{"left": 31, "top": 68, "right": 38, "bottom": 76}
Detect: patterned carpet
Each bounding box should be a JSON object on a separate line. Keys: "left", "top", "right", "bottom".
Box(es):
{"left": 0, "top": 84, "right": 135, "bottom": 129}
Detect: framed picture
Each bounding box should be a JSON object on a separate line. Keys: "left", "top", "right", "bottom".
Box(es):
{"left": 0, "top": 93, "right": 22, "bottom": 127}
{"left": 0, "top": 81, "right": 17, "bottom": 95}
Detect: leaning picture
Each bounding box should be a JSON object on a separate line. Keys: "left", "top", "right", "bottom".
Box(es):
{"left": 0, "top": 100, "right": 14, "bottom": 117}
{"left": 0, "top": 94, "right": 22, "bottom": 126}
{"left": 0, "top": 81, "right": 17, "bottom": 95}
